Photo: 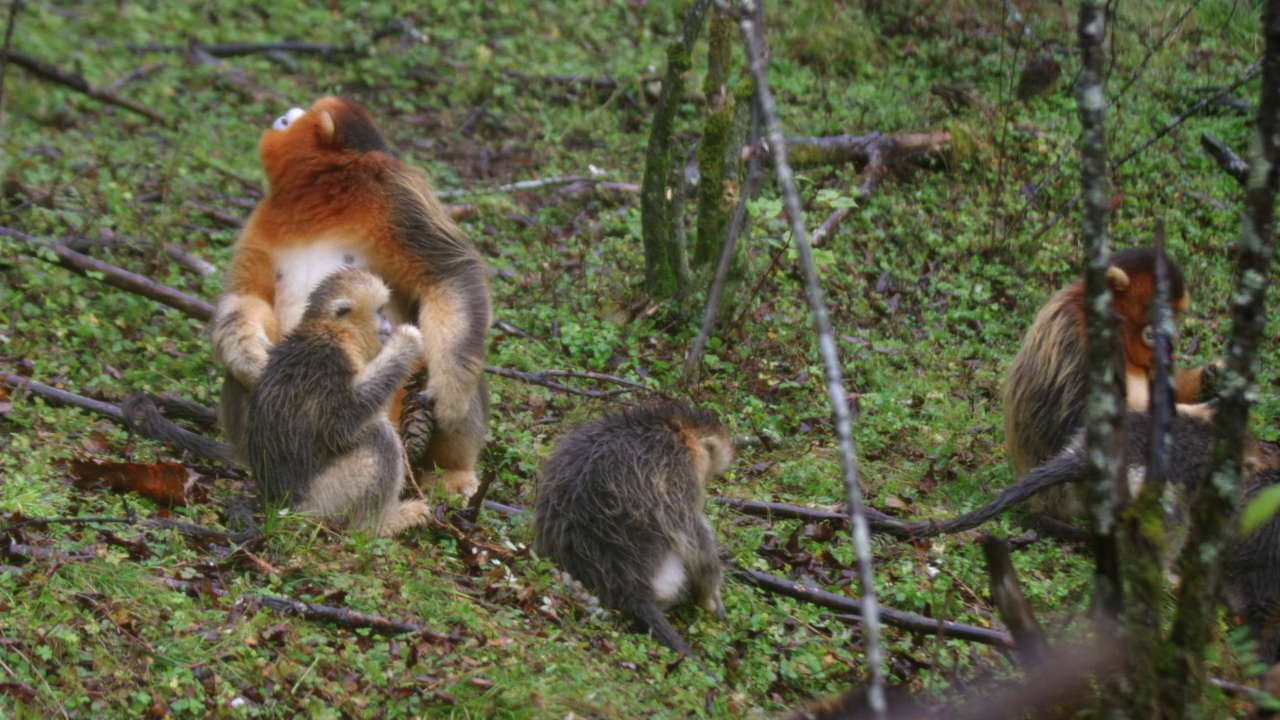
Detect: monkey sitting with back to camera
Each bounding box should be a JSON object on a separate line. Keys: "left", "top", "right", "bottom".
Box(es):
{"left": 246, "top": 267, "right": 430, "bottom": 537}
{"left": 534, "top": 404, "right": 734, "bottom": 658}
{"left": 1002, "top": 247, "right": 1220, "bottom": 521}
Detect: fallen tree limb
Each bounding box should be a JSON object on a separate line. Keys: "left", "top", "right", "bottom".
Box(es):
{"left": 754, "top": 131, "right": 952, "bottom": 170}
{"left": 737, "top": 567, "right": 1012, "bottom": 648}
{"left": 0, "top": 226, "right": 214, "bottom": 321}
{"left": 1200, "top": 133, "right": 1250, "bottom": 187}
{"left": 483, "top": 365, "right": 638, "bottom": 399}
{"left": 5, "top": 51, "right": 169, "bottom": 125}
{"left": 64, "top": 229, "right": 216, "bottom": 277}
{"left": 256, "top": 594, "right": 450, "bottom": 640}
{"left": 127, "top": 22, "right": 413, "bottom": 60}
{"left": 2, "top": 373, "right": 124, "bottom": 421}
{"left": 714, "top": 497, "right": 849, "bottom": 525}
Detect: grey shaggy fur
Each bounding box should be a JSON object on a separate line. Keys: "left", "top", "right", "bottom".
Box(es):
{"left": 246, "top": 269, "right": 423, "bottom": 534}
{"left": 534, "top": 404, "right": 730, "bottom": 656}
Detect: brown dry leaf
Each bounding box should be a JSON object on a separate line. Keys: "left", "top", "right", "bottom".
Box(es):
{"left": 70, "top": 459, "right": 197, "bottom": 507}
{"left": 883, "top": 496, "right": 909, "bottom": 510}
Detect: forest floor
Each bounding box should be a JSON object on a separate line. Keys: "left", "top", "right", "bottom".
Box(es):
{"left": 0, "top": 1, "right": 1276, "bottom": 718}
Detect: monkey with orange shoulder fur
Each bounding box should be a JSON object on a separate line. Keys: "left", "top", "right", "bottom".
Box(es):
{"left": 1001, "top": 247, "right": 1218, "bottom": 520}
{"left": 211, "top": 97, "right": 491, "bottom": 499}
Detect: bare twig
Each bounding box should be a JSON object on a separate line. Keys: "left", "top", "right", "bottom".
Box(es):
{"left": 127, "top": 23, "right": 413, "bottom": 60}
{"left": 723, "top": 1, "right": 886, "bottom": 713}
{"left": 683, "top": 90, "right": 764, "bottom": 381}
{"left": 1200, "top": 133, "right": 1250, "bottom": 187}
{"left": 0, "top": 226, "right": 214, "bottom": 321}
{"left": 64, "top": 229, "right": 216, "bottom": 277}
{"left": 435, "top": 175, "right": 596, "bottom": 200}
{"left": 0, "top": 0, "right": 20, "bottom": 130}
{"left": 256, "top": 594, "right": 450, "bottom": 639}
{"left": 979, "top": 535, "right": 1046, "bottom": 665}
{"left": 2, "top": 373, "right": 124, "bottom": 421}
{"left": 762, "top": 132, "right": 951, "bottom": 170}
{"left": 811, "top": 207, "right": 852, "bottom": 249}
{"left": 4, "top": 51, "right": 169, "bottom": 125}
{"left": 483, "top": 365, "right": 640, "bottom": 399}
{"left": 713, "top": 497, "right": 849, "bottom": 525}
{"left": 737, "top": 568, "right": 1013, "bottom": 649}
{"left": 1169, "top": 1, "right": 1280, "bottom": 709}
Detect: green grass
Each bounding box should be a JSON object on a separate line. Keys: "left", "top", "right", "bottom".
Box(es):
{"left": 1, "top": 0, "right": 1277, "bottom": 717}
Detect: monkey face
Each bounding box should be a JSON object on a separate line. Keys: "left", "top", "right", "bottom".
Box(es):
{"left": 272, "top": 107, "right": 305, "bottom": 131}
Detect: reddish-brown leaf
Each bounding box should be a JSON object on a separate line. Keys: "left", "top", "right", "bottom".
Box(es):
{"left": 70, "top": 459, "right": 197, "bottom": 507}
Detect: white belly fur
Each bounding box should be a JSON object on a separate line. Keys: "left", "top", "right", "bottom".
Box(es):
{"left": 651, "top": 552, "right": 687, "bottom": 607}
{"left": 273, "top": 241, "right": 368, "bottom": 335}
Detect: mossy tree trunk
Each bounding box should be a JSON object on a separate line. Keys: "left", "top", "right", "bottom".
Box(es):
{"left": 1164, "top": 0, "right": 1280, "bottom": 713}
{"left": 641, "top": 0, "right": 709, "bottom": 300}
{"left": 1076, "top": 0, "right": 1127, "bottom": 630}
{"left": 693, "top": 6, "right": 735, "bottom": 267}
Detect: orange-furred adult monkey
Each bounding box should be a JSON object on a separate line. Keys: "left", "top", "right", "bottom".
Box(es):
{"left": 1001, "top": 247, "right": 1216, "bottom": 520}
{"left": 212, "top": 97, "right": 491, "bottom": 498}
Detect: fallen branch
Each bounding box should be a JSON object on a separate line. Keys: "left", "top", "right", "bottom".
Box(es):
{"left": 979, "top": 535, "right": 1046, "bottom": 665}
{"left": 256, "top": 594, "right": 450, "bottom": 640}
{"left": 755, "top": 131, "right": 951, "bottom": 170}
{"left": 0, "top": 226, "right": 214, "bottom": 321}
{"left": 5, "top": 51, "right": 169, "bottom": 125}
{"left": 64, "top": 229, "right": 216, "bottom": 277}
{"left": 1200, "top": 133, "right": 1250, "bottom": 187}
{"left": 2, "top": 373, "right": 124, "bottom": 421}
{"left": 714, "top": 497, "right": 849, "bottom": 525}
{"left": 435, "top": 175, "right": 597, "bottom": 200}
{"left": 483, "top": 365, "right": 637, "bottom": 399}
{"left": 738, "top": 568, "right": 1012, "bottom": 649}
{"left": 127, "top": 22, "right": 414, "bottom": 60}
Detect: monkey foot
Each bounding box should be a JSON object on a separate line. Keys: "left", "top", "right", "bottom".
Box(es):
{"left": 379, "top": 500, "right": 431, "bottom": 537}
{"left": 441, "top": 469, "right": 479, "bottom": 499}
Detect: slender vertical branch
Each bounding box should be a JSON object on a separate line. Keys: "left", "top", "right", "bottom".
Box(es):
{"left": 720, "top": 1, "right": 884, "bottom": 716}
{"left": 1168, "top": 0, "right": 1280, "bottom": 710}
{"left": 1076, "top": 0, "right": 1127, "bottom": 628}
{"left": 0, "top": 0, "right": 20, "bottom": 130}
{"left": 684, "top": 94, "right": 763, "bottom": 382}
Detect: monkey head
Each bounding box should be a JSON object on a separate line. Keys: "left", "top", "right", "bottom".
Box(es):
{"left": 1105, "top": 247, "right": 1189, "bottom": 375}
{"left": 258, "top": 97, "right": 391, "bottom": 191}
{"left": 301, "top": 268, "right": 394, "bottom": 362}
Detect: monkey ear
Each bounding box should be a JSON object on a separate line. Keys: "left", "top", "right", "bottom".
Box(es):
{"left": 316, "top": 111, "right": 336, "bottom": 144}
{"left": 1106, "top": 265, "right": 1130, "bottom": 292}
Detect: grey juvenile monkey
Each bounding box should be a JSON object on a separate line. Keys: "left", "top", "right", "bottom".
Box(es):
{"left": 534, "top": 404, "right": 734, "bottom": 656}
{"left": 246, "top": 267, "right": 429, "bottom": 537}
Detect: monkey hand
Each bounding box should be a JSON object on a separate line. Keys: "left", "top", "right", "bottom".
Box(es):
{"left": 385, "top": 325, "right": 426, "bottom": 363}
{"left": 211, "top": 297, "right": 279, "bottom": 387}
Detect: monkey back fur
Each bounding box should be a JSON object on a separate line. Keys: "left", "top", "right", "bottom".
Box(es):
{"left": 534, "top": 403, "right": 732, "bottom": 656}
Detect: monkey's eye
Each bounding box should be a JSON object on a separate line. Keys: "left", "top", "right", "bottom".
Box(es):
{"left": 334, "top": 307, "right": 351, "bottom": 318}
{"left": 1141, "top": 324, "right": 1155, "bottom": 347}
{"left": 272, "top": 107, "right": 306, "bottom": 131}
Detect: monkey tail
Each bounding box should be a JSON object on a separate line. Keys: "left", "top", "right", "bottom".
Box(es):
{"left": 625, "top": 599, "right": 693, "bottom": 656}
{"left": 867, "top": 442, "right": 1088, "bottom": 540}
{"left": 121, "top": 392, "right": 240, "bottom": 466}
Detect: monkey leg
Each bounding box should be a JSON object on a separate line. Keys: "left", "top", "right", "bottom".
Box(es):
{"left": 687, "top": 520, "right": 726, "bottom": 619}
{"left": 419, "top": 376, "right": 488, "bottom": 498}
{"left": 216, "top": 372, "right": 251, "bottom": 462}
{"left": 1175, "top": 362, "right": 1223, "bottom": 403}
{"left": 622, "top": 599, "right": 694, "bottom": 657}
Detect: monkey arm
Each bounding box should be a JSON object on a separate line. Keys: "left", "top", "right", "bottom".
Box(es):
{"left": 415, "top": 277, "right": 491, "bottom": 430}
{"left": 335, "top": 326, "right": 425, "bottom": 442}
{"left": 1174, "top": 362, "right": 1222, "bottom": 403}
{"left": 212, "top": 245, "right": 279, "bottom": 387}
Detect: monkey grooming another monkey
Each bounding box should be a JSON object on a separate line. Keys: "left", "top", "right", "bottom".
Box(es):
{"left": 1002, "top": 247, "right": 1217, "bottom": 520}
{"left": 246, "top": 268, "right": 429, "bottom": 537}
{"left": 534, "top": 404, "right": 733, "bottom": 657}
{"left": 212, "top": 96, "right": 491, "bottom": 499}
